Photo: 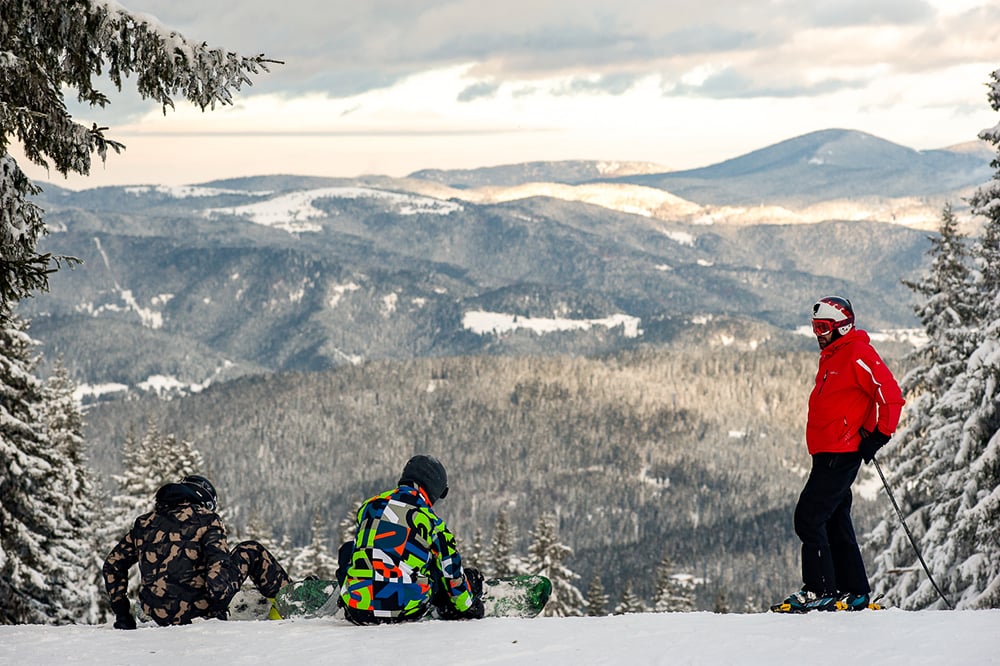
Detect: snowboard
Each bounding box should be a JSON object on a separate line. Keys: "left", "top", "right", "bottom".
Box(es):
{"left": 479, "top": 574, "right": 552, "bottom": 618}
{"left": 228, "top": 588, "right": 282, "bottom": 621}
{"left": 272, "top": 574, "right": 552, "bottom": 619}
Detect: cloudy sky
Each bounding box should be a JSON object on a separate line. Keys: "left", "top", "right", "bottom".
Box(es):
{"left": 17, "top": 0, "right": 1000, "bottom": 188}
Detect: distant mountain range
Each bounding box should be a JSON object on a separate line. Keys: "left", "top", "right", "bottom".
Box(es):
{"left": 20, "top": 128, "right": 990, "bottom": 400}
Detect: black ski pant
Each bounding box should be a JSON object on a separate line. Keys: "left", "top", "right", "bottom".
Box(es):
{"left": 793, "top": 451, "right": 870, "bottom": 596}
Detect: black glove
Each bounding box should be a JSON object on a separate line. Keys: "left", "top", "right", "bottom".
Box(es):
{"left": 465, "top": 568, "right": 484, "bottom": 598}
{"left": 110, "top": 600, "right": 136, "bottom": 630}
{"left": 436, "top": 568, "right": 486, "bottom": 620}
{"left": 859, "top": 428, "right": 891, "bottom": 463}
{"left": 460, "top": 568, "right": 485, "bottom": 619}
{"left": 459, "top": 596, "right": 485, "bottom": 620}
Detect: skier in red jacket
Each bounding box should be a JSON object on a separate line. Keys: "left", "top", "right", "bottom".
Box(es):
{"left": 772, "top": 296, "right": 904, "bottom": 613}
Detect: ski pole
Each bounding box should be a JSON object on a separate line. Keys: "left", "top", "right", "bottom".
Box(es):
{"left": 872, "top": 455, "right": 955, "bottom": 610}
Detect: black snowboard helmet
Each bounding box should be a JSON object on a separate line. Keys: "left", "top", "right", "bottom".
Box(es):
{"left": 398, "top": 454, "right": 449, "bottom": 504}
{"left": 182, "top": 474, "right": 218, "bottom": 511}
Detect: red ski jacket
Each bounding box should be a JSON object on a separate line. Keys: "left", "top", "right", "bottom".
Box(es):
{"left": 806, "top": 328, "right": 904, "bottom": 455}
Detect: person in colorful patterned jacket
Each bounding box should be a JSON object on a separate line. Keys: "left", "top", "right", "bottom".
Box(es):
{"left": 772, "top": 296, "right": 905, "bottom": 613}
{"left": 336, "top": 454, "right": 485, "bottom": 624}
{"left": 103, "top": 475, "right": 292, "bottom": 628}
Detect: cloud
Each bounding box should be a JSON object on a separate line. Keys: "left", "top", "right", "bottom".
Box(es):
{"left": 670, "top": 67, "right": 866, "bottom": 99}
{"left": 458, "top": 81, "right": 502, "bottom": 102}
{"left": 95, "top": 0, "right": 993, "bottom": 108}
{"left": 806, "top": 0, "right": 934, "bottom": 27}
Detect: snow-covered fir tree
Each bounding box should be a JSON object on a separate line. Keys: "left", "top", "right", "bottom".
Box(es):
{"left": 337, "top": 506, "right": 358, "bottom": 549}
{"left": 243, "top": 511, "right": 294, "bottom": 569}
{"left": 243, "top": 511, "right": 279, "bottom": 553}
{"left": 870, "top": 68, "right": 1000, "bottom": 610}
{"left": 0, "top": 316, "right": 79, "bottom": 623}
{"left": 652, "top": 552, "right": 696, "bottom": 612}
{"left": 526, "top": 513, "right": 584, "bottom": 617}
{"left": 1, "top": 0, "right": 273, "bottom": 313}
{"left": 896, "top": 204, "right": 974, "bottom": 498}
{"left": 460, "top": 527, "right": 486, "bottom": 571}
{"left": 613, "top": 580, "right": 646, "bottom": 614}
{"left": 868, "top": 205, "right": 974, "bottom": 601}
{"left": 290, "top": 511, "right": 338, "bottom": 579}
{"left": 39, "top": 359, "right": 103, "bottom": 623}
{"left": 489, "top": 508, "right": 524, "bottom": 577}
{"left": 103, "top": 430, "right": 145, "bottom": 544}
{"left": 944, "top": 76, "right": 1000, "bottom": 606}
{"left": 584, "top": 573, "right": 609, "bottom": 617}
{"left": 106, "top": 420, "right": 207, "bottom": 541}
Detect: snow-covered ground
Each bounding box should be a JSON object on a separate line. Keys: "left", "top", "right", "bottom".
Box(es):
{"left": 3, "top": 609, "right": 996, "bottom": 665}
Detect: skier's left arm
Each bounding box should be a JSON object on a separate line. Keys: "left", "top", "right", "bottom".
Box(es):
{"left": 855, "top": 348, "right": 905, "bottom": 460}
{"left": 431, "top": 524, "right": 484, "bottom": 619}
{"left": 201, "top": 514, "right": 237, "bottom": 610}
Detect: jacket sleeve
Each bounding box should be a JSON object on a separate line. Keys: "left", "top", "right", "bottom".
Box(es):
{"left": 430, "top": 522, "right": 476, "bottom": 613}
{"left": 202, "top": 514, "right": 236, "bottom": 607}
{"left": 855, "top": 348, "right": 905, "bottom": 434}
{"left": 103, "top": 527, "right": 139, "bottom": 608}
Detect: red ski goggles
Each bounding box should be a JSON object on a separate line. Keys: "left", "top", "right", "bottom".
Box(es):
{"left": 811, "top": 319, "right": 840, "bottom": 336}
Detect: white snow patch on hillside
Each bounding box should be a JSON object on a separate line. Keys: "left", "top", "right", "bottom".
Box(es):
{"left": 328, "top": 282, "right": 361, "bottom": 308}
{"left": 73, "top": 382, "right": 128, "bottom": 403}
{"left": 124, "top": 185, "right": 262, "bottom": 198}
{"left": 75, "top": 289, "right": 164, "bottom": 329}
{"left": 467, "top": 182, "right": 702, "bottom": 220}
{"left": 426, "top": 180, "right": 960, "bottom": 231}
{"left": 138, "top": 375, "right": 194, "bottom": 396}
{"left": 711, "top": 333, "right": 762, "bottom": 351}
{"left": 661, "top": 229, "right": 696, "bottom": 246}
{"left": 870, "top": 328, "right": 929, "bottom": 347}
{"left": 463, "top": 310, "right": 642, "bottom": 338}
{"left": 594, "top": 160, "right": 669, "bottom": 176}
{"left": 203, "top": 187, "right": 462, "bottom": 234}
{"left": 382, "top": 292, "right": 398, "bottom": 315}
{"left": 136, "top": 369, "right": 230, "bottom": 397}
{"left": 76, "top": 363, "right": 235, "bottom": 403}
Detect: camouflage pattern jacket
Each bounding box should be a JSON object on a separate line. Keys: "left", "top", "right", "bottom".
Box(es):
{"left": 339, "top": 485, "right": 477, "bottom": 621}
{"left": 103, "top": 484, "right": 233, "bottom": 626}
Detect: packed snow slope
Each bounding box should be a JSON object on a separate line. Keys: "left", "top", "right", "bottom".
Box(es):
{"left": 2, "top": 609, "right": 997, "bottom": 665}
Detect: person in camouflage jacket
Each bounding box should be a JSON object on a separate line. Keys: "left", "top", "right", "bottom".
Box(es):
{"left": 336, "top": 455, "right": 484, "bottom": 624}
{"left": 103, "top": 475, "right": 291, "bottom": 628}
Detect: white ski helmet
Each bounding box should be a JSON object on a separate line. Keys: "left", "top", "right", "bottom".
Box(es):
{"left": 811, "top": 296, "right": 855, "bottom": 337}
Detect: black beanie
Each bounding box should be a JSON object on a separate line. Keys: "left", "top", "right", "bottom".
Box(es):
{"left": 398, "top": 454, "right": 449, "bottom": 504}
